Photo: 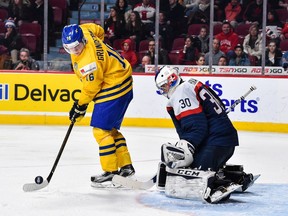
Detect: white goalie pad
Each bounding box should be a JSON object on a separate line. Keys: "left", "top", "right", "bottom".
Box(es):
{"left": 164, "top": 167, "right": 215, "bottom": 202}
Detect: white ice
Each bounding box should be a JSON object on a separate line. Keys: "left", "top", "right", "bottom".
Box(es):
{"left": 1, "top": 125, "right": 288, "bottom": 216}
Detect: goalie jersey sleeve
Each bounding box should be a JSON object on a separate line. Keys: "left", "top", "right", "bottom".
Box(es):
{"left": 167, "top": 78, "right": 239, "bottom": 149}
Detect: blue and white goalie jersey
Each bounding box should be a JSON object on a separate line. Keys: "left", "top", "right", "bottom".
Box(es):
{"left": 166, "top": 78, "right": 239, "bottom": 149}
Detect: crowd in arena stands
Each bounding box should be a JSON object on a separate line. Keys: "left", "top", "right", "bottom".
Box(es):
{"left": 0, "top": 0, "right": 54, "bottom": 69}
{"left": 101, "top": 0, "right": 288, "bottom": 71}
{"left": 3, "top": 0, "right": 288, "bottom": 71}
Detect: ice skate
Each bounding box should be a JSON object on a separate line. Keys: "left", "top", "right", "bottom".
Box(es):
{"left": 91, "top": 171, "right": 119, "bottom": 188}
{"left": 119, "top": 164, "right": 135, "bottom": 178}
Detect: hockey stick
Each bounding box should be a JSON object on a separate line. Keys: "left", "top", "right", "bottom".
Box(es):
{"left": 112, "top": 85, "right": 257, "bottom": 190}
{"left": 226, "top": 85, "right": 257, "bottom": 114}
{"left": 23, "top": 121, "right": 75, "bottom": 192}
{"left": 112, "top": 174, "right": 157, "bottom": 190}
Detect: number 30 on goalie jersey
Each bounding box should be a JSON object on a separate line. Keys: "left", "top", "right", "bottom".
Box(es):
{"left": 167, "top": 78, "right": 225, "bottom": 119}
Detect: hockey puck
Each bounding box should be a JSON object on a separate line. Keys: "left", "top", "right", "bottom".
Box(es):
{"left": 35, "top": 176, "right": 43, "bottom": 184}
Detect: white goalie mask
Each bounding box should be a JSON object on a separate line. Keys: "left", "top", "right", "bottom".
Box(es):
{"left": 155, "top": 66, "right": 181, "bottom": 98}
{"left": 161, "top": 140, "right": 195, "bottom": 169}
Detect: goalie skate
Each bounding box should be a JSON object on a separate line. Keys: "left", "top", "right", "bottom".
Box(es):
{"left": 236, "top": 174, "right": 261, "bottom": 192}
{"left": 205, "top": 183, "right": 242, "bottom": 203}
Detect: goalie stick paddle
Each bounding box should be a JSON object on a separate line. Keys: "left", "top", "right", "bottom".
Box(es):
{"left": 112, "top": 86, "right": 257, "bottom": 190}
{"left": 112, "top": 175, "right": 157, "bottom": 190}
{"left": 23, "top": 121, "right": 75, "bottom": 192}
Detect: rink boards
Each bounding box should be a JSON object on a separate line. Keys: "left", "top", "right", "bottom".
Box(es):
{"left": 0, "top": 71, "right": 287, "bottom": 133}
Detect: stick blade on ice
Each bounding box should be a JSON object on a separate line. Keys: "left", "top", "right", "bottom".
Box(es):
{"left": 112, "top": 175, "right": 155, "bottom": 190}
{"left": 23, "top": 180, "right": 49, "bottom": 192}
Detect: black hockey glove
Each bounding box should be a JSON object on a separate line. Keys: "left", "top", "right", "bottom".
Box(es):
{"left": 69, "top": 101, "right": 88, "bottom": 122}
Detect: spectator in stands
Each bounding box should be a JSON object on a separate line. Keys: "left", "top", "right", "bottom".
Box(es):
{"left": 266, "top": 9, "right": 283, "bottom": 46}
{"left": 104, "top": 6, "right": 126, "bottom": 45}
{"left": 215, "top": 20, "right": 239, "bottom": 59}
{"left": 214, "top": 0, "right": 230, "bottom": 22}
{"left": 144, "top": 38, "right": 171, "bottom": 65}
{"left": 167, "top": 0, "right": 186, "bottom": 39}
{"left": 157, "top": 11, "right": 173, "bottom": 51}
{"left": 224, "top": 0, "right": 242, "bottom": 29}
{"left": 134, "top": 54, "right": 151, "bottom": 72}
{"left": 243, "top": 0, "right": 268, "bottom": 27}
{"left": 181, "top": 0, "right": 200, "bottom": 17}
{"left": 204, "top": 38, "right": 225, "bottom": 65}
{"left": 218, "top": 55, "right": 228, "bottom": 66}
{"left": 133, "top": 0, "right": 155, "bottom": 39}
{"left": 280, "top": 21, "right": 288, "bottom": 40}
{"left": 265, "top": 39, "right": 282, "bottom": 66}
{"left": 178, "top": 35, "right": 199, "bottom": 65}
{"left": 125, "top": 11, "right": 145, "bottom": 50}
{"left": 30, "top": 0, "right": 53, "bottom": 29}
{"left": 187, "top": 0, "right": 211, "bottom": 25}
{"left": 115, "top": 0, "right": 132, "bottom": 23}
{"left": 0, "top": 20, "right": 21, "bottom": 66}
{"left": 13, "top": 48, "right": 39, "bottom": 70}
{"left": 243, "top": 24, "right": 263, "bottom": 64}
{"left": 7, "top": 0, "right": 32, "bottom": 26}
{"left": 120, "top": 38, "right": 138, "bottom": 69}
{"left": 195, "top": 53, "right": 205, "bottom": 65}
{"left": 228, "top": 44, "right": 251, "bottom": 66}
{"left": 194, "top": 25, "right": 209, "bottom": 54}
{"left": 30, "top": 0, "right": 54, "bottom": 49}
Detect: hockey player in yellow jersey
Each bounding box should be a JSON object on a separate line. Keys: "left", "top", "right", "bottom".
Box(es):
{"left": 62, "top": 23, "right": 135, "bottom": 186}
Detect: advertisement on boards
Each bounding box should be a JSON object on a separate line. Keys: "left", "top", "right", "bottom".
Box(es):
{"left": 0, "top": 73, "right": 82, "bottom": 113}
{"left": 145, "top": 65, "right": 288, "bottom": 75}
{"left": 0, "top": 72, "right": 287, "bottom": 132}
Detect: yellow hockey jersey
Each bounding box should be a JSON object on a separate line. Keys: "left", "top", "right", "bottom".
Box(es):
{"left": 70, "top": 23, "right": 133, "bottom": 105}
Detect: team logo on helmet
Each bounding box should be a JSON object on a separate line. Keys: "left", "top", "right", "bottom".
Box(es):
{"left": 155, "top": 66, "right": 181, "bottom": 98}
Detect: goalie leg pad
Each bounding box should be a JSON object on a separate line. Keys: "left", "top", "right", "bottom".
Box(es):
{"left": 164, "top": 167, "right": 216, "bottom": 202}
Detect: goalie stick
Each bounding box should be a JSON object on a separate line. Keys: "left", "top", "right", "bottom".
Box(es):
{"left": 112, "top": 85, "right": 257, "bottom": 190}
{"left": 226, "top": 85, "right": 257, "bottom": 114}
{"left": 23, "top": 121, "right": 75, "bottom": 192}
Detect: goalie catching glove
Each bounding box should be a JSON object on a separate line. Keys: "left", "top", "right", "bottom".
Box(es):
{"left": 161, "top": 139, "right": 195, "bottom": 168}
{"left": 69, "top": 100, "right": 88, "bottom": 122}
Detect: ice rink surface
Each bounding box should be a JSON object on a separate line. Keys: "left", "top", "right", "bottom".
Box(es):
{"left": 1, "top": 125, "right": 288, "bottom": 216}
